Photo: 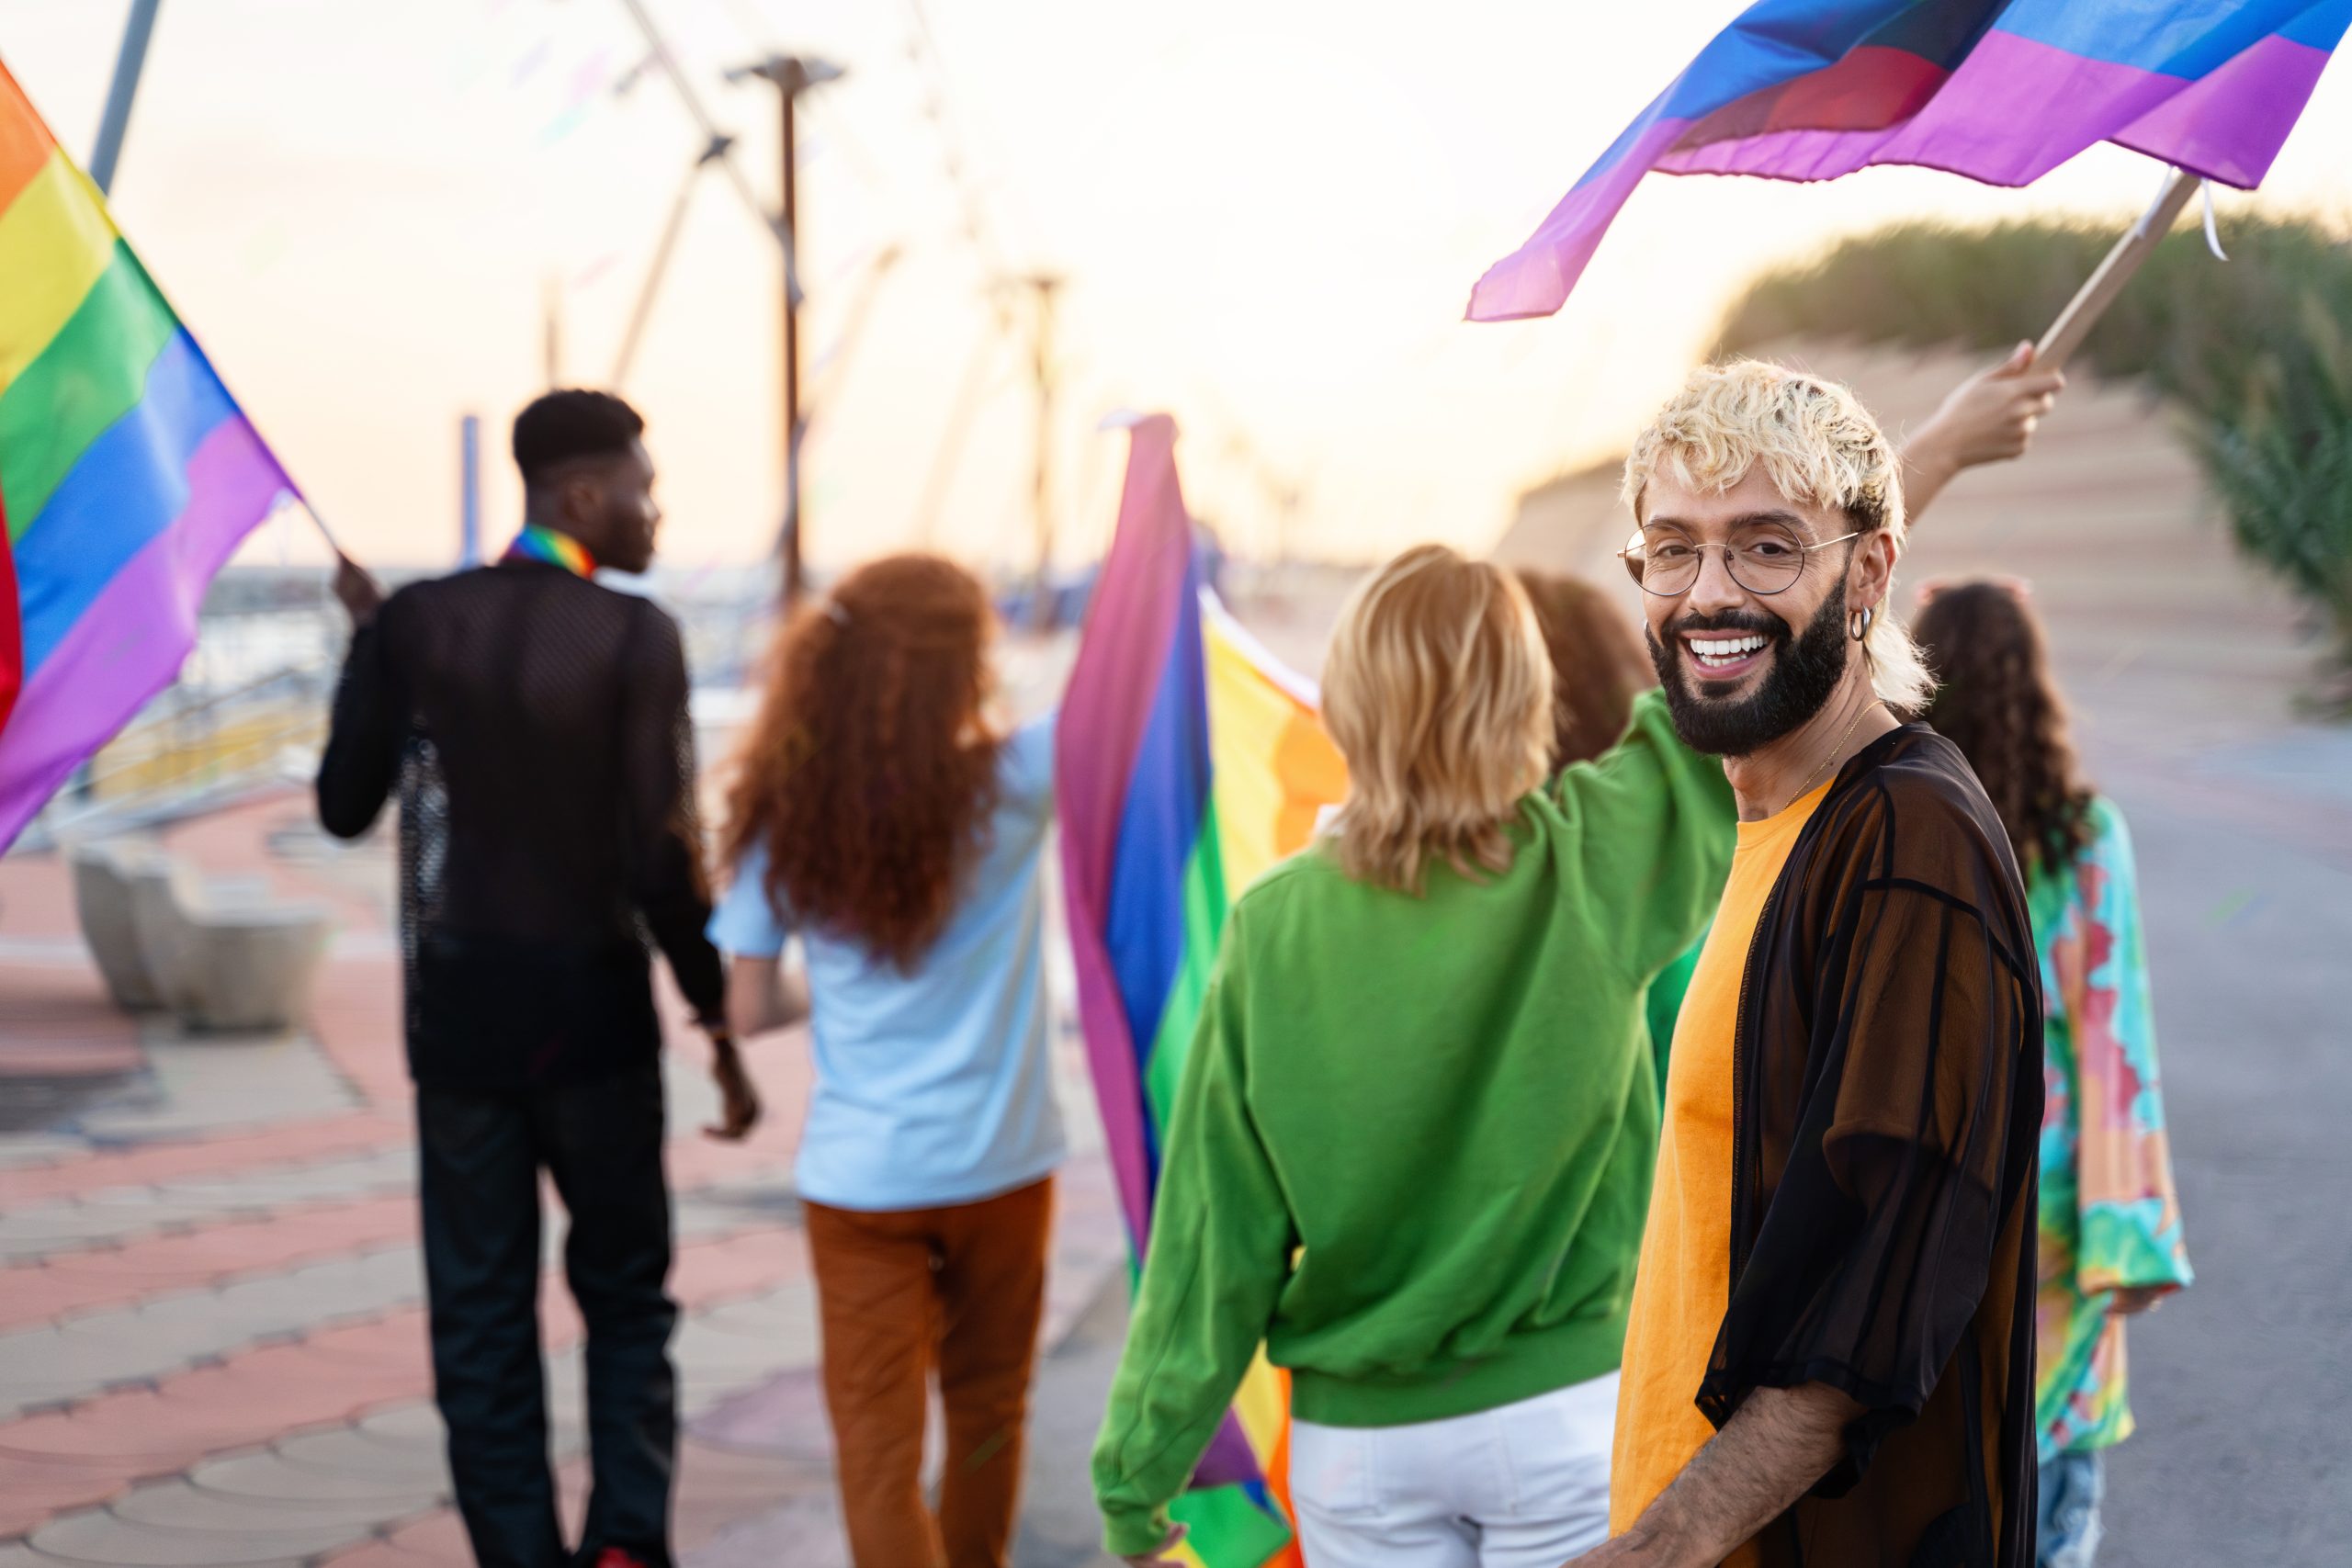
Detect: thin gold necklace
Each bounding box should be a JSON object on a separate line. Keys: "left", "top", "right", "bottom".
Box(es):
{"left": 1783, "top": 696, "right": 1882, "bottom": 814}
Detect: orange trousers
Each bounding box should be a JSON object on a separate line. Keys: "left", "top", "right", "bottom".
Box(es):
{"left": 803, "top": 1176, "right": 1053, "bottom": 1568}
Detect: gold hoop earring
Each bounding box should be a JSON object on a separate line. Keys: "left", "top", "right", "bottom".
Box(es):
{"left": 1849, "top": 606, "right": 1873, "bottom": 641}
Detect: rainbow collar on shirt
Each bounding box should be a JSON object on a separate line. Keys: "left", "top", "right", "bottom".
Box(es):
{"left": 503, "top": 525, "right": 596, "bottom": 578}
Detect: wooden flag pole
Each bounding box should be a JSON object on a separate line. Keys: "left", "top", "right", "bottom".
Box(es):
{"left": 2035, "top": 167, "right": 2201, "bottom": 372}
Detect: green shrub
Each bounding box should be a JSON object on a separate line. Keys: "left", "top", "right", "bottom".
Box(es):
{"left": 1719, "top": 213, "right": 2352, "bottom": 703}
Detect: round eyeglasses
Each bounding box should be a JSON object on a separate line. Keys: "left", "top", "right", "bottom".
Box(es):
{"left": 1618, "top": 526, "right": 1860, "bottom": 597}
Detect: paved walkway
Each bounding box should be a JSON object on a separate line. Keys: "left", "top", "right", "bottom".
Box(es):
{"left": 0, "top": 792, "right": 1125, "bottom": 1566}
{"left": 2056, "top": 690, "right": 2352, "bottom": 1568}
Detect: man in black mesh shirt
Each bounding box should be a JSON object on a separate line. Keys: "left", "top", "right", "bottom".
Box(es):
{"left": 318, "top": 390, "right": 756, "bottom": 1568}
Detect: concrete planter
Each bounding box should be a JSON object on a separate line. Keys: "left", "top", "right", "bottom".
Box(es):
{"left": 68, "top": 840, "right": 167, "bottom": 1010}
{"left": 124, "top": 857, "right": 334, "bottom": 1034}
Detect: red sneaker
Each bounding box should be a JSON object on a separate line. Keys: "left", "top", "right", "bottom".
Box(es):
{"left": 594, "top": 1552, "right": 650, "bottom": 1568}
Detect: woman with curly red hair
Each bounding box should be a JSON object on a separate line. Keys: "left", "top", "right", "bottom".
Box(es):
{"left": 708, "top": 553, "right": 1062, "bottom": 1568}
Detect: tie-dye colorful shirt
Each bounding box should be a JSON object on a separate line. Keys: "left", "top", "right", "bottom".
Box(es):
{"left": 2028, "top": 795, "right": 2193, "bottom": 1458}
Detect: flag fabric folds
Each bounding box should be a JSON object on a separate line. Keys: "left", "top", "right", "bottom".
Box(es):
{"left": 1468, "top": 0, "right": 2352, "bottom": 321}
{"left": 1056, "top": 414, "right": 1345, "bottom": 1568}
{"left": 0, "top": 60, "right": 296, "bottom": 847}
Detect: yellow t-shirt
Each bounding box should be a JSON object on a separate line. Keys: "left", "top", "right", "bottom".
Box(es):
{"left": 1611, "top": 781, "right": 1830, "bottom": 1562}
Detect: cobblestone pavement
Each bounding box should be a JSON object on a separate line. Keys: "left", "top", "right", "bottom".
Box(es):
{"left": 0, "top": 794, "right": 1125, "bottom": 1566}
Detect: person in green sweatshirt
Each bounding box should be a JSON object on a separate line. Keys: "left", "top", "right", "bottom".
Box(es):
{"left": 1091, "top": 543, "right": 1735, "bottom": 1567}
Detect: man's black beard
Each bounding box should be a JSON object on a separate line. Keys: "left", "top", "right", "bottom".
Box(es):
{"left": 1648, "top": 582, "right": 1850, "bottom": 757}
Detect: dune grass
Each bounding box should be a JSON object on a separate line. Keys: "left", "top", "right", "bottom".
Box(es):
{"left": 1719, "top": 214, "right": 2352, "bottom": 706}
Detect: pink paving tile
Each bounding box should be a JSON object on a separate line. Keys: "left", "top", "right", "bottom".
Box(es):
{"left": 0, "top": 1112, "right": 406, "bottom": 1208}
{"left": 0, "top": 1118, "right": 801, "bottom": 1336}
{"left": 0, "top": 1269, "right": 113, "bottom": 1332}
{"left": 22, "top": 1213, "right": 281, "bottom": 1282}
{"left": 0, "top": 1389, "right": 277, "bottom": 1471}
{"left": 228, "top": 1318, "right": 443, "bottom": 1414}
{"left": 14, "top": 1190, "right": 419, "bottom": 1299}
{"left": 282, "top": 1314, "right": 436, "bottom": 1378}
{"left": 0, "top": 1208, "right": 406, "bottom": 1325}
{"left": 0, "top": 1452, "right": 133, "bottom": 1540}
{"left": 0, "top": 1219, "right": 805, "bottom": 1540}
{"left": 0, "top": 873, "right": 144, "bottom": 1072}
{"left": 0, "top": 966, "right": 143, "bottom": 1076}
{"left": 0, "top": 1038, "right": 144, "bottom": 1077}
{"left": 19, "top": 1253, "right": 288, "bottom": 1307}
{"left": 303, "top": 962, "right": 413, "bottom": 1109}
{"left": 0, "top": 855, "right": 80, "bottom": 942}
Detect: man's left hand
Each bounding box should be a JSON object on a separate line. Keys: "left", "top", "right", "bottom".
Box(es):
{"left": 703, "top": 1037, "right": 761, "bottom": 1142}
{"left": 332, "top": 551, "right": 385, "bottom": 628}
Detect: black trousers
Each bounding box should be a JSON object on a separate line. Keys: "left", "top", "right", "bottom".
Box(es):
{"left": 416, "top": 1063, "right": 679, "bottom": 1568}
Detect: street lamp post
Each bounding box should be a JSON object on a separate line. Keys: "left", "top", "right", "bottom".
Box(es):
{"left": 1017, "top": 273, "right": 1062, "bottom": 627}
{"left": 729, "top": 55, "right": 843, "bottom": 604}
{"left": 89, "top": 0, "right": 164, "bottom": 196}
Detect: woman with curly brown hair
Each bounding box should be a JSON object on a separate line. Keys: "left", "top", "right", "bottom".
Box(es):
{"left": 708, "top": 553, "right": 1063, "bottom": 1568}
{"left": 1913, "top": 581, "right": 2193, "bottom": 1568}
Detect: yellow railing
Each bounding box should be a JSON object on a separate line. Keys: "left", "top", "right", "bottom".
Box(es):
{"left": 89, "top": 703, "right": 327, "bottom": 800}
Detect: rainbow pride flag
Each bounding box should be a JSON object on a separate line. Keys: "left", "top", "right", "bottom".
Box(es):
{"left": 1056, "top": 415, "right": 1346, "bottom": 1567}
{"left": 0, "top": 60, "right": 296, "bottom": 847}
{"left": 1469, "top": 0, "right": 2352, "bottom": 321}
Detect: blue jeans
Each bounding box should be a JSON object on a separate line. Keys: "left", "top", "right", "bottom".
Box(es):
{"left": 2037, "top": 1450, "right": 2105, "bottom": 1568}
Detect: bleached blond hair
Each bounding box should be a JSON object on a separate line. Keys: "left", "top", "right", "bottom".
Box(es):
{"left": 1621, "top": 360, "right": 1933, "bottom": 715}
{"left": 1322, "top": 545, "right": 1554, "bottom": 894}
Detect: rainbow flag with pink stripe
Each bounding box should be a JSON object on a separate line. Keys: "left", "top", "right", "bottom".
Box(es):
{"left": 0, "top": 61, "right": 296, "bottom": 848}
{"left": 1469, "top": 0, "right": 2351, "bottom": 321}
{"left": 1056, "top": 415, "right": 1346, "bottom": 1567}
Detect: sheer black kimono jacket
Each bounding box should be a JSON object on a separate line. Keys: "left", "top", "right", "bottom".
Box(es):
{"left": 1702, "top": 725, "right": 2043, "bottom": 1568}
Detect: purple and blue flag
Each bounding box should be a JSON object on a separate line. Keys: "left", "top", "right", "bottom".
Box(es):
{"left": 1469, "top": 0, "right": 2352, "bottom": 321}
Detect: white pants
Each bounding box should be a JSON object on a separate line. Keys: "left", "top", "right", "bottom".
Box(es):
{"left": 1288, "top": 1369, "right": 1619, "bottom": 1568}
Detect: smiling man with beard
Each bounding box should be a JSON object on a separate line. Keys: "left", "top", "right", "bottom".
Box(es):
{"left": 1586, "top": 362, "right": 2043, "bottom": 1568}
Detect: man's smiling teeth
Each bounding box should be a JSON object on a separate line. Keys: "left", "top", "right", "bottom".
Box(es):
{"left": 1686, "top": 634, "right": 1767, "bottom": 669}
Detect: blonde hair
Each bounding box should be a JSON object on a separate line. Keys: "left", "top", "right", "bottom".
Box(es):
{"left": 1322, "top": 546, "right": 1554, "bottom": 894}
{"left": 1621, "top": 360, "right": 1933, "bottom": 714}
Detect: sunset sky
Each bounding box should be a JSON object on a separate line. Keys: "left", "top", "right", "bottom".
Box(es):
{"left": 4, "top": 0, "right": 2347, "bottom": 574}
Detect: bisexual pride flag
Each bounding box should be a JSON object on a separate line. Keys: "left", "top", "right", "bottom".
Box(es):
{"left": 0, "top": 60, "right": 296, "bottom": 847}
{"left": 1056, "top": 415, "right": 1347, "bottom": 1567}
{"left": 1469, "top": 0, "right": 2352, "bottom": 321}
